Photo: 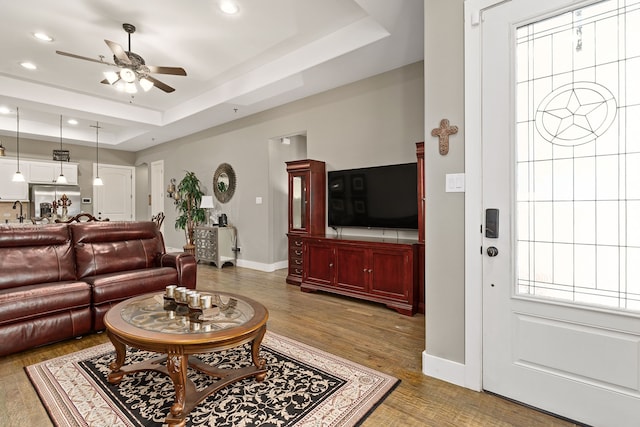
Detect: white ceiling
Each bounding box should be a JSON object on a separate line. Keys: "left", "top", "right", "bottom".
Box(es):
{"left": 0, "top": 0, "right": 423, "bottom": 152}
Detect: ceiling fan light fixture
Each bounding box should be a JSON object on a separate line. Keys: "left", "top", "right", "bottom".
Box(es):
{"left": 120, "top": 68, "right": 136, "bottom": 83}
{"left": 124, "top": 82, "right": 138, "bottom": 94}
{"left": 139, "top": 77, "right": 154, "bottom": 92}
{"left": 103, "top": 71, "right": 119, "bottom": 84}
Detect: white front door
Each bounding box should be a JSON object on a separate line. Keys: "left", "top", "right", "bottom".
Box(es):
{"left": 93, "top": 164, "right": 134, "bottom": 221}
{"left": 482, "top": 0, "right": 640, "bottom": 425}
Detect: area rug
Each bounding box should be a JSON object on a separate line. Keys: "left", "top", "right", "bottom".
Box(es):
{"left": 26, "top": 331, "right": 399, "bottom": 427}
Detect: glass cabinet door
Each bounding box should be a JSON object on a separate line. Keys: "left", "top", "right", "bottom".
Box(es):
{"left": 291, "top": 174, "right": 307, "bottom": 231}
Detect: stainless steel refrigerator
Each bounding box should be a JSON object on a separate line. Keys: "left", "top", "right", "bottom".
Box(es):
{"left": 30, "top": 184, "right": 81, "bottom": 219}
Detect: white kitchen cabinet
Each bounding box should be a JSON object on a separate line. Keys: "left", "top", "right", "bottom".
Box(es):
{"left": 28, "top": 161, "right": 78, "bottom": 184}
{"left": 0, "top": 158, "right": 29, "bottom": 201}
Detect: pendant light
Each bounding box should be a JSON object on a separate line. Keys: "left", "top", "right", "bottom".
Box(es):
{"left": 56, "top": 115, "right": 68, "bottom": 184}
{"left": 92, "top": 121, "right": 103, "bottom": 186}
{"left": 12, "top": 107, "right": 25, "bottom": 182}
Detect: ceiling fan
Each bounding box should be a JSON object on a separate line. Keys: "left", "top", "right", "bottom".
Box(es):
{"left": 56, "top": 23, "right": 187, "bottom": 93}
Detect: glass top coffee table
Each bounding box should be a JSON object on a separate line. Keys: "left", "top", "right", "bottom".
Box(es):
{"left": 103, "top": 291, "right": 269, "bottom": 427}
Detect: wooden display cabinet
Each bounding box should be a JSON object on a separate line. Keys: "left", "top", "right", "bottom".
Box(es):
{"left": 301, "top": 236, "right": 418, "bottom": 316}
{"left": 286, "top": 159, "right": 326, "bottom": 285}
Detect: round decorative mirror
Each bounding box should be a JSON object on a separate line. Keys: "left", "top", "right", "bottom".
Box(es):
{"left": 213, "top": 163, "right": 236, "bottom": 203}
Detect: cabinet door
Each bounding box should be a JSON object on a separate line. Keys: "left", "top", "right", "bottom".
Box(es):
{"left": 303, "top": 241, "right": 333, "bottom": 286}
{"left": 369, "top": 248, "right": 413, "bottom": 302}
{"left": 218, "top": 227, "right": 236, "bottom": 265}
{"left": 61, "top": 163, "right": 78, "bottom": 184}
{"left": 29, "top": 162, "right": 56, "bottom": 183}
{"left": 0, "top": 160, "right": 28, "bottom": 200}
{"left": 28, "top": 161, "right": 78, "bottom": 184}
{"left": 334, "top": 246, "right": 368, "bottom": 292}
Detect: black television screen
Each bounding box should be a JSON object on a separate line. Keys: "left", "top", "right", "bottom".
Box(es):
{"left": 327, "top": 163, "right": 418, "bottom": 230}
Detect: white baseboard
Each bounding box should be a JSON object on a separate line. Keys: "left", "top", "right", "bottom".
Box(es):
{"left": 422, "top": 351, "right": 467, "bottom": 388}
{"left": 235, "top": 259, "right": 287, "bottom": 272}
{"left": 166, "top": 248, "right": 287, "bottom": 274}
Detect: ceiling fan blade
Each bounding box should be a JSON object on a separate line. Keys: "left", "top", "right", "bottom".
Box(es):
{"left": 147, "top": 65, "right": 187, "bottom": 76}
{"left": 145, "top": 75, "right": 175, "bottom": 93}
{"left": 104, "top": 39, "right": 131, "bottom": 64}
{"left": 56, "top": 50, "right": 115, "bottom": 66}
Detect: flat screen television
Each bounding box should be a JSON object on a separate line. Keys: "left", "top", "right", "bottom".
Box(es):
{"left": 327, "top": 162, "right": 418, "bottom": 230}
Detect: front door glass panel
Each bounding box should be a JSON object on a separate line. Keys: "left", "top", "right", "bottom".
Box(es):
{"left": 516, "top": 0, "right": 640, "bottom": 311}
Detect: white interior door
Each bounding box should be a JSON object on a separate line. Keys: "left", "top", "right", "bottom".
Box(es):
{"left": 93, "top": 164, "right": 134, "bottom": 221}
{"left": 482, "top": 1, "right": 640, "bottom": 426}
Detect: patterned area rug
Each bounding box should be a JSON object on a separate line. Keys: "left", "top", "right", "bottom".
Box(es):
{"left": 26, "top": 331, "right": 399, "bottom": 427}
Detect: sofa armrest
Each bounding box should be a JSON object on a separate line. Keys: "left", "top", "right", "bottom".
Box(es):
{"left": 159, "top": 252, "right": 197, "bottom": 289}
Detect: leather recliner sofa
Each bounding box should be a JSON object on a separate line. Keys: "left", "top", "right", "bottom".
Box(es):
{"left": 0, "top": 221, "right": 196, "bottom": 357}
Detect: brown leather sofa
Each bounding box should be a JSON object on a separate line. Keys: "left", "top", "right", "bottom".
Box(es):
{"left": 0, "top": 221, "right": 196, "bottom": 357}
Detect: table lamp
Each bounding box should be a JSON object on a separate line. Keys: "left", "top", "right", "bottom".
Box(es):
{"left": 200, "top": 196, "right": 215, "bottom": 225}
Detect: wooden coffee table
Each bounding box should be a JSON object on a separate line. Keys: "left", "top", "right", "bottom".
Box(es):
{"left": 103, "top": 291, "right": 269, "bottom": 427}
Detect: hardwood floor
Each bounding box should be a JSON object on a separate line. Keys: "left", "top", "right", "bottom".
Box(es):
{"left": 0, "top": 265, "right": 578, "bottom": 427}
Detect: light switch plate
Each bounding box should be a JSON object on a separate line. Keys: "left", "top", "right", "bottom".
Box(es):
{"left": 445, "top": 173, "right": 465, "bottom": 192}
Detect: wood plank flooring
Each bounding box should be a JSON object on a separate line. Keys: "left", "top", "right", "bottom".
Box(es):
{"left": 0, "top": 265, "right": 578, "bottom": 426}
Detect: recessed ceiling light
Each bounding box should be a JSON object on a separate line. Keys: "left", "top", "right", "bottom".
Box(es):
{"left": 33, "top": 32, "right": 54, "bottom": 42}
{"left": 20, "top": 62, "right": 37, "bottom": 70}
{"left": 219, "top": 0, "right": 239, "bottom": 14}
{"left": 0, "top": 106, "right": 11, "bottom": 114}
{"left": 67, "top": 119, "right": 78, "bottom": 125}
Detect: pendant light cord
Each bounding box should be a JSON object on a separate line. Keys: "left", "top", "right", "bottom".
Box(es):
{"left": 93, "top": 121, "right": 102, "bottom": 186}
{"left": 59, "top": 115, "right": 64, "bottom": 174}
{"left": 95, "top": 121, "right": 99, "bottom": 173}
{"left": 16, "top": 107, "right": 20, "bottom": 170}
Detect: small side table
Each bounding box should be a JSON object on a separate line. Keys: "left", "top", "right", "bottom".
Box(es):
{"left": 194, "top": 225, "right": 237, "bottom": 268}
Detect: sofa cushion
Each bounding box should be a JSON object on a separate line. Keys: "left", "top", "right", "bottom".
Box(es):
{"left": 69, "top": 221, "right": 165, "bottom": 278}
{"left": 85, "top": 267, "right": 178, "bottom": 305}
{"left": 0, "top": 281, "right": 91, "bottom": 326}
{"left": 0, "top": 224, "right": 76, "bottom": 291}
{"left": 0, "top": 308, "right": 92, "bottom": 357}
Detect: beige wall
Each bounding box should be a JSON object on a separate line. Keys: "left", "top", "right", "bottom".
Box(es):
{"left": 136, "top": 61, "right": 425, "bottom": 266}
{"left": 424, "top": 0, "right": 465, "bottom": 363}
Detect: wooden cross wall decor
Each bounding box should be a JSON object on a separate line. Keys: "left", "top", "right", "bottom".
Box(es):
{"left": 431, "top": 118, "right": 458, "bottom": 155}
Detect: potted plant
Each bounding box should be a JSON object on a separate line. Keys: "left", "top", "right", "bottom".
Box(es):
{"left": 174, "top": 171, "right": 206, "bottom": 253}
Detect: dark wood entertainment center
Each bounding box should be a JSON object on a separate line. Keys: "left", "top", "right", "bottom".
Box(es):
{"left": 301, "top": 235, "right": 418, "bottom": 315}
{"left": 286, "top": 145, "right": 425, "bottom": 316}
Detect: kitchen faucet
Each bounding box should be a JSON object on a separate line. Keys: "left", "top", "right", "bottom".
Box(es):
{"left": 12, "top": 200, "right": 24, "bottom": 223}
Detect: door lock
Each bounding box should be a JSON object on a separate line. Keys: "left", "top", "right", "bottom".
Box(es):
{"left": 486, "top": 246, "right": 499, "bottom": 257}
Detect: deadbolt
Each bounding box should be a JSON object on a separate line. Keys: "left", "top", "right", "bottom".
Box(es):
{"left": 487, "top": 246, "right": 499, "bottom": 257}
